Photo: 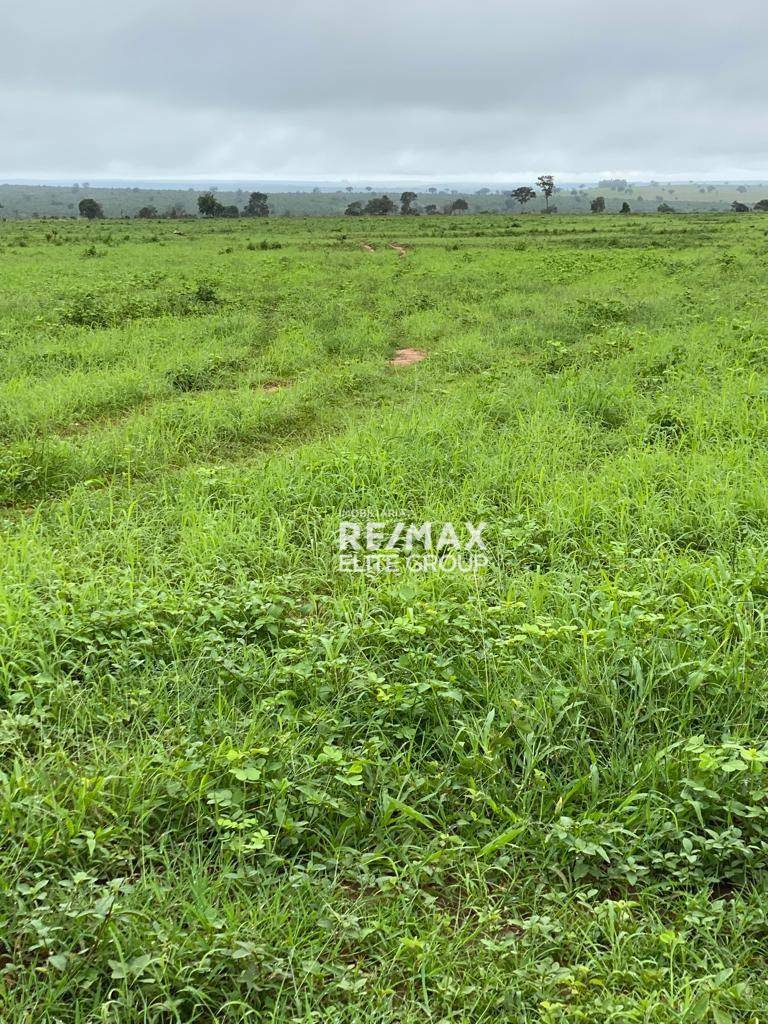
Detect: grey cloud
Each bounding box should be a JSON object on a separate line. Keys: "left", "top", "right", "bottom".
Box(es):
{"left": 3, "top": 0, "right": 767, "bottom": 178}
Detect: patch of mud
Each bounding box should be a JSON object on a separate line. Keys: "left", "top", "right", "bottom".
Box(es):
{"left": 361, "top": 243, "right": 375, "bottom": 253}
{"left": 388, "top": 243, "right": 408, "bottom": 256}
{"left": 258, "top": 380, "right": 290, "bottom": 393}
{"left": 389, "top": 348, "right": 427, "bottom": 367}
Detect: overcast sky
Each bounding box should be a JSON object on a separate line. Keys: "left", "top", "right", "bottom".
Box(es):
{"left": 3, "top": 0, "right": 767, "bottom": 182}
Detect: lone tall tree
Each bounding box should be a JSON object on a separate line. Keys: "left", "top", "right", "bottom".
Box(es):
{"left": 510, "top": 186, "right": 536, "bottom": 207}
{"left": 78, "top": 198, "right": 104, "bottom": 220}
{"left": 536, "top": 175, "right": 555, "bottom": 212}
{"left": 591, "top": 196, "right": 606, "bottom": 213}
{"left": 400, "top": 191, "right": 417, "bottom": 215}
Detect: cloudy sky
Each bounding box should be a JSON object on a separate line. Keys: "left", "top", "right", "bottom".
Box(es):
{"left": 4, "top": 0, "right": 767, "bottom": 181}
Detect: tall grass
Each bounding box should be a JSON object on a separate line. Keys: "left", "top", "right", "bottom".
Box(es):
{"left": 1, "top": 213, "right": 768, "bottom": 1021}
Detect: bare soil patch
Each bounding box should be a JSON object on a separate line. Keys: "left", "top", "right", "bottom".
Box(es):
{"left": 389, "top": 348, "right": 427, "bottom": 367}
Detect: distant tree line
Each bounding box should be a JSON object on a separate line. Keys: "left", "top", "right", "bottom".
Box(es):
{"left": 732, "top": 199, "right": 768, "bottom": 212}
{"left": 68, "top": 183, "right": 768, "bottom": 222}
{"left": 343, "top": 192, "right": 470, "bottom": 216}
{"left": 344, "top": 176, "right": 560, "bottom": 216}
{"left": 196, "top": 191, "right": 270, "bottom": 218}
{"left": 136, "top": 204, "right": 188, "bottom": 219}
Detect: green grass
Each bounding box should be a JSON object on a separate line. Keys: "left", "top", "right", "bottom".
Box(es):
{"left": 2, "top": 213, "right": 768, "bottom": 1021}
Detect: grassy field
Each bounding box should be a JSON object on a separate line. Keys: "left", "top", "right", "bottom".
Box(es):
{"left": 2, "top": 212, "right": 768, "bottom": 1021}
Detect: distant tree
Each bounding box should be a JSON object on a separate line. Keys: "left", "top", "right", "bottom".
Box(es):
{"left": 620, "top": 201, "right": 631, "bottom": 214}
{"left": 510, "top": 186, "right": 536, "bottom": 207}
{"left": 345, "top": 186, "right": 354, "bottom": 192}
{"left": 221, "top": 205, "right": 239, "bottom": 218}
{"left": 598, "top": 179, "right": 628, "bottom": 191}
{"left": 590, "top": 196, "right": 606, "bottom": 213}
{"left": 427, "top": 187, "right": 438, "bottom": 194}
{"left": 198, "top": 192, "right": 223, "bottom": 217}
{"left": 78, "top": 198, "right": 103, "bottom": 219}
{"left": 536, "top": 174, "right": 555, "bottom": 211}
{"left": 754, "top": 199, "right": 768, "bottom": 212}
{"left": 400, "top": 191, "right": 418, "bottom": 215}
{"left": 136, "top": 206, "right": 158, "bottom": 219}
{"left": 736, "top": 185, "right": 748, "bottom": 194}
{"left": 475, "top": 187, "right": 491, "bottom": 195}
{"left": 364, "top": 195, "right": 395, "bottom": 215}
{"left": 657, "top": 202, "right": 675, "bottom": 213}
{"left": 344, "top": 201, "right": 364, "bottom": 216}
{"left": 731, "top": 201, "right": 749, "bottom": 213}
{"left": 243, "top": 191, "right": 269, "bottom": 217}
{"left": 448, "top": 198, "right": 469, "bottom": 214}
{"left": 424, "top": 204, "right": 438, "bottom": 215}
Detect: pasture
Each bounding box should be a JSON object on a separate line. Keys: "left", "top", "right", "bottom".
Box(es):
{"left": 2, "top": 212, "right": 768, "bottom": 1021}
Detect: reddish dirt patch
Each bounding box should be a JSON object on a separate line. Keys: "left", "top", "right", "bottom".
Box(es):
{"left": 389, "top": 348, "right": 427, "bottom": 367}
{"left": 361, "top": 243, "right": 375, "bottom": 253}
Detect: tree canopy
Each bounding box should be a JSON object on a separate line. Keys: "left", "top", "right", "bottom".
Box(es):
{"left": 78, "top": 198, "right": 104, "bottom": 220}
{"left": 364, "top": 195, "right": 395, "bottom": 215}
{"left": 510, "top": 186, "right": 536, "bottom": 206}
{"left": 243, "top": 192, "right": 269, "bottom": 217}
{"left": 536, "top": 175, "right": 555, "bottom": 211}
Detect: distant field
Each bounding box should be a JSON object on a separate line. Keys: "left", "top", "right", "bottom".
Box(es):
{"left": 3, "top": 213, "right": 768, "bottom": 1020}
{"left": 3, "top": 180, "right": 768, "bottom": 217}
